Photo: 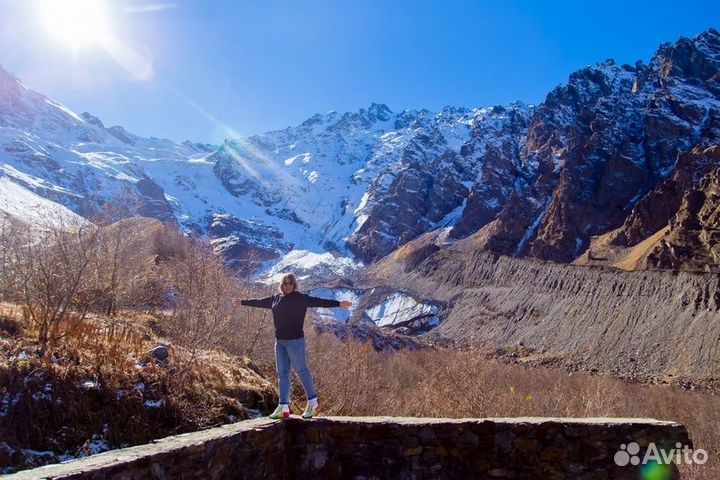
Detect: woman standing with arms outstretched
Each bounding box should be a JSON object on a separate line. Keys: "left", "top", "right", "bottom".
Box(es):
{"left": 241, "top": 273, "right": 352, "bottom": 419}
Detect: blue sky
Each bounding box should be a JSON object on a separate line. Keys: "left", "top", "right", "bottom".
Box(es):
{"left": 0, "top": 1, "right": 717, "bottom": 144}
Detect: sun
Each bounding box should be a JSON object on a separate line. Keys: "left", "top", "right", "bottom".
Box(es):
{"left": 39, "top": 0, "right": 111, "bottom": 48}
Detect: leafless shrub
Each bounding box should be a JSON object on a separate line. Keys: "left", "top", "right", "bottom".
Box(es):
{"left": 308, "top": 337, "right": 376, "bottom": 415}
{"left": 7, "top": 214, "right": 99, "bottom": 357}
{"left": 162, "top": 236, "right": 236, "bottom": 360}
{"left": 87, "top": 225, "right": 124, "bottom": 317}
{"left": 216, "top": 281, "right": 277, "bottom": 365}
{"left": 0, "top": 213, "right": 25, "bottom": 303}
{"left": 152, "top": 222, "right": 191, "bottom": 264}
{"left": 85, "top": 218, "right": 159, "bottom": 316}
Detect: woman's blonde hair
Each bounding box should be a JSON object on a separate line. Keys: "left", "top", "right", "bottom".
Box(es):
{"left": 279, "top": 273, "right": 298, "bottom": 293}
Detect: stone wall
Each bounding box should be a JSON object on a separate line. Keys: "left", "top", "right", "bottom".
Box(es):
{"left": 284, "top": 417, "right": 691, "bottom": 479}
{"left": 3, "top": 416, "right": 691, "bottom": 479}
{"left": 3, "top": 419, "right": 287, "bottom": 480}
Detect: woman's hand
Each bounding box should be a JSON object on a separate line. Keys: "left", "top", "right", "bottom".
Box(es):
{"left": 339, "top": 301, "right": 352, "bottom": 309}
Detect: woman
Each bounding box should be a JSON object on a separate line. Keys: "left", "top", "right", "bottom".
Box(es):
{"left": 241, "top": 273, "right": 351, "bottom": 419}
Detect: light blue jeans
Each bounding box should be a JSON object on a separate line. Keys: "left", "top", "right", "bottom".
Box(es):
{"left": 275, "top": 337, "right": 317, "bottom": 404}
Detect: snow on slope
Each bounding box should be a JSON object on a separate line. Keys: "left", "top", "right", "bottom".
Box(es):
{"left": 1, "top": 66, "right": 488, "bottom": 279}
{"left": 365, "top": 292, "right": 439, "bottom": 329}
{"left": 0, "top": 175, "right": 84, "bottom": 229}
{"left": 306, "top": 287, "right": 360, "bottom": 323}
{"left": 1, "top": 63, "right": 529, "bottom": 280}
{"left": 261, "top": 250, "right": 361, "bottom": 284}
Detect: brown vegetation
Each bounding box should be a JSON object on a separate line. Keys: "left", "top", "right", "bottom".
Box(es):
{"left": 0, "top": 217, "right": 277, "bottom": 473}
{"left": 0, "top": 304, "right": 275, "bottom": 473}
{"left": 303, "top": 329, "right": 719, "bottom": 479}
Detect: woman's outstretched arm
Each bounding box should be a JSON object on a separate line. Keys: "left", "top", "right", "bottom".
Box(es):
{"left": 303, "top": 294, "right": 351, "bottom": 308}
{"left": 240, "top": 295, "right": 275, "bottom": 308}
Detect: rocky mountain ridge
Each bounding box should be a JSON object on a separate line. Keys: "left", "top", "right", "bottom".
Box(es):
{"left": 448, "top": 29, "right": 720, "bottom": 271}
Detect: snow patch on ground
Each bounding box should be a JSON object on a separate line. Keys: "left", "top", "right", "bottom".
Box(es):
{"left": 77, "top": 434, "right": 110, "bottom": 457}
{"left": 144, "top": 399, "right": 164, "bottom": 408}
{"left": 365, "top": 292, "right": 439, "bottom": 328}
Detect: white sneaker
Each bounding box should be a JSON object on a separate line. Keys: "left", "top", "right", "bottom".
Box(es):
{"left": 269, "top": 404, "right": 290, "bottom": 420}
{"left": 302, "top": 399, "right": 319, "bottom": 419}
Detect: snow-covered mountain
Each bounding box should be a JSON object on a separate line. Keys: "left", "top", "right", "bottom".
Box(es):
{"left": 0, "top": 61, "right": 533, "bottom": 276}
{"left": 0, "top": 65, "right": 216, "bottom": 229}
{"left": 210, "top": 101, "right": 533, "bottom": 269}
{"left": 1, "top": 28, "right": 719, "bottom": 278}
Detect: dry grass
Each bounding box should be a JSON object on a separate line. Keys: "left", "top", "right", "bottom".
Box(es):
{"left": 299, "top": 328, "right": 720, "bottom": 479}
{"left": 196, "top": 301, "right": 719, "bottom": 478}
{"left": 0, "top": 304, "right": 275, "bottom": 474}
{"left": 3, "top": 297, "right": 717, "bottom": 478}
{"left": 0, "top": 219, "right": 287, "bottom": 473}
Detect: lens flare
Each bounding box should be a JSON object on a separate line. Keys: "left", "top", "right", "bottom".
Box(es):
{"left": 101, "top": 37, "right": 155, "bottom": 81}
{"left": 641, "top": 460, "right": 673, "bottom": 480}
{"left": 123, "top": 3, "right": 178, "bottom": 14}
{"left": 163, "top": 83, "right": 301, "bottom": 191}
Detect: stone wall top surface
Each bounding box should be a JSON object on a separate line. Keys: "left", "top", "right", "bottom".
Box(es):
{"left": 311, "top": 416, "right": 682, "bottom": 426}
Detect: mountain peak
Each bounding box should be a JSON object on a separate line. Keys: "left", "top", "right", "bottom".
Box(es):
{"left": 364, "top": 102, "right": 393, "bottom": 121}
{"left": 694, "top": 27, "right": 720, "bottom": 43}
{"left": 651, "top": 28, "right": 720, "bottom": 81}
{"left": 692, "top": 27, "right": 720, "bottom": 58}
{"left": 80, "top": 112, "right": 105, "bottom": 128}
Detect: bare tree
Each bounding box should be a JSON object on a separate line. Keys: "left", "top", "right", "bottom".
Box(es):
{"left": 87, "top": 221, "right": 125, "bottom": 316}
{"left": 84, "top": 187, "right": 144, "bottom": 316}
{"left": 9, "top": 213, "right": 100, "bottom": 357}
{"left": 164, "top": 236, "right": 235, "bottom": 360}
{"left": 153, "top": 221, "right": 190, "bottom": 264}
{"left": 0, "top": 212, "right": 15, "bottom": 303}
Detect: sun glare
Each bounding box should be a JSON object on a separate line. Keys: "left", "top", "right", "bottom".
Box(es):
{"left": 39, "top": 0, "right": 110, "bottom": 48}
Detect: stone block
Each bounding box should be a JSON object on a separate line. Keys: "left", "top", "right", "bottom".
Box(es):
{"left": 403, "top": 446, "right": 423, "bottom": 456}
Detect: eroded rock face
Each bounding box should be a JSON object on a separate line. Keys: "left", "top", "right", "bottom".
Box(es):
{"left": 207, "top": 213, "right": 289, "bottom": 274}
{"left": 135, "top": 177, "right": 177, "bottom": 225}
{"left": 204, "top": 100, "right": 536, "bottom": 265}
{"left": 218, "top": 29, "right": 719, "bottom": 271}
{"left": 450, "top": 106, "right": 532, "bottom": 238}
{"left": 646, "top": 164, "right": 720, "bottom": 271}
{"left": 380, "top": 249, "right": 720, "bottom": 385}
{"left": 463, "top": 29, "right": 720, "bottom": 264}
{"left": 346, "top": 104, "right": 534, "bottom": 262}
{"left": 612, "top": 142, "right": 720, "bottom": 249}
{"left": 2, "top": 30, "right": 719, "bottom": 274}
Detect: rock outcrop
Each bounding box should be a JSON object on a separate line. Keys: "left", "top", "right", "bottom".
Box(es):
{"left": 645, "top": 163, "right": 720, "bottom": 270}
{"left": 456, "top": 29, "right": 720, "bottom": 267}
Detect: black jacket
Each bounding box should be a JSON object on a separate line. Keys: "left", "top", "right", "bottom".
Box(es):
{"left": 241, "top": 291, "right": 340, "bottom": 339}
